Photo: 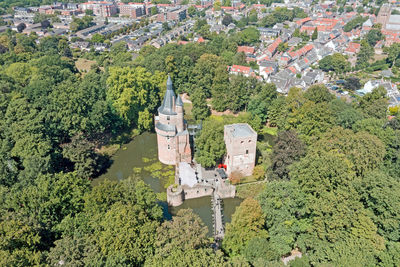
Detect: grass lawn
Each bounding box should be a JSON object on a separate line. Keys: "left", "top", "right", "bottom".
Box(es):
{"left": 75, "top": 58, "right": 97, "bottom": 73}
{"left": 236, "top": 182, "right": 266, "bottom": 199}
{"left": 261, "top": 126, "right": 278, "bottom": 136}
{"left": 373, "top": 53, "right": 387, "bottom": 61}
{"left": 232, "top": 175, "right": 259, "bottom": 185}
{"left": 183, "top": 102, "right": 193, "bottom": 122}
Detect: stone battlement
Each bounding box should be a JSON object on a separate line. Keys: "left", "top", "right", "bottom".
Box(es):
{"left": 167, "top": 163, "right": 235, "bottom": 207}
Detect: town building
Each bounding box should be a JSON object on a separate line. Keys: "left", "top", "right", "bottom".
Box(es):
{"left": 81, "top": 1, "right": 117, "bottom": 17}
{"left": 155, "top": 76, "right": 191, "bottom": 165}
{"left": 157, "top": 7, "right": 187, "bottom": 22}
{"left": 377, "top": 4, "right": 391, "bottom": 29}
{"left": 224, "top": 123, "right": 257, "bottom": 178}
{"left": 228, "top": 65, "right": 254, "bottom": 77}
{"left": 119, "top": 3, "right": 146, "bottom": 18}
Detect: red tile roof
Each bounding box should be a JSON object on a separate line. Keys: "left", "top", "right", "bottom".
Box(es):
{"left": 296, "top": 17, "right": 311, "bottom": 26}
{"left": 267, "top": 37, "right": 282, "bottom": 54}
{"left": 197, "top": 37, "right": 205, "bottom": 43}
{"left": 345, "top": 42, "right": 360, "bottom": 53}
{"left": 288, "top": 66, "right": 297, "bottom": 74}
{"left": 237, "top": 46, "right": 255, "bottom": 54}
{"left": 288, "top": 44, "right": 314, "bottom": 59}
{"left": 261, "top": 66, "right": 274, "bottom": 74}
{"left": 257, "top": 55, "right": 270, "bottom": 62}
{"left": 229, "top": 65, "right": 252, "bottom": 74}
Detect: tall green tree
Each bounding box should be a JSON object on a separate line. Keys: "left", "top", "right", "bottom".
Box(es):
{"left": 195, "top": 119, "right": 226, "bottom": 167}
{"left": 366, "top": 28, "right": 384, "bottom": 47}
{"left": 223, "top": 198, "right": 268, "bottom": 256}
{"left": 257, "top": 180, "right": 307, "bottom": 256}
{"left": 311, "top": 27, "right": 318, "bottom": 40}
{"left": 248, "top": 83, "right": 277, "bottom": 123}
{"left": 304, "top": 84, "right": 334, "bottom": 103}
{"left": 358, "top": 170, "right": 400, "bottom": 242}
{"left": 61, "top": 134, "right": 102, "bottom": 179}
{"left": 191, "top": 87, "right": 210, "bottom": 121}
{"left": 311, "top": 127, "right": 385, "bottom": 176}
{"left": 191, "top": 54, "right": 225, "bottom": 97}
{"left": 357, "top": 86, "right": 388, "bottom": 119}
{"left": 145, "top": 209, "right": 227, "bottom": 266}
{"left": 269, "top": 130, "right": 305, "bottom": 180}
{"left": 106, "top": 66, "right": 164, "bottom": 127}
{"left": 357, "top": 40, "right": 373, "bottom": 69}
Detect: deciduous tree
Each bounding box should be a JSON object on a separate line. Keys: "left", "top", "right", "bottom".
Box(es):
{"left": 269, "top": 130, "right": 305, "bottom": 180}
{"left": 223, "top": 198, "right": 268, "bottom": 256}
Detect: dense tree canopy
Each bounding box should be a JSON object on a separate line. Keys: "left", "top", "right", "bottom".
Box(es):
{"left": 319, "top": 53, "right": 350, "bottom": 73}
{"left": 106, "top": 66, "right": 165, "bottom": 129}
{"left": 223, "top": 198, "right": 268, "bottom": 256}
{"left": 268, "top": 130, "right": 305, "bottom": 180}
{"left": 0, "top": 18, "right": 399, "bottom": 267}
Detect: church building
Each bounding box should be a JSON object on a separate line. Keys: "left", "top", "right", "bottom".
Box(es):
{"left": 155, "top": 76, "right": 191, "bottom": 165}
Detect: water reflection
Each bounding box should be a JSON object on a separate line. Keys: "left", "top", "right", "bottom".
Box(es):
{"left": 94, "top": 132, "right": 242, "bottom": 231}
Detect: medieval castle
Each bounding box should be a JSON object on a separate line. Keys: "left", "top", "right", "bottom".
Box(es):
{"left": 155, "top": 76, "right": 256, "bottom": 207}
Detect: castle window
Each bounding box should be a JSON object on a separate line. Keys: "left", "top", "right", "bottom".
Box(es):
{"left": 167, "top": 116, "right": 170, "bottom": 121}
{"left": 241, "top": 141, "right": 244, "bottom": 144}
{"left": 246, "top": 150, "right": 249, "bottom": 154}
{"left": 248, "top": 140, "right": 251, "bottom": 143}
{"left": 168, "top": 145, "right": 170, "bottom": 150}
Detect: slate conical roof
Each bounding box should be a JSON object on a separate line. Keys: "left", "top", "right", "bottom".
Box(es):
{"left": 176, "top": 95, "right": 183, "bottom": 106}
{"left": 158, "top": 75, "right": 177, "bottom": 115}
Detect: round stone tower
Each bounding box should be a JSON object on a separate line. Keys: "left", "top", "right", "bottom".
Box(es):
{"left": 155, "top": 75, "right": 191, "bottom": 165}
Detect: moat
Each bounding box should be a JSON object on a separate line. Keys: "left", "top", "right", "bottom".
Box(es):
{"left": 93, "top": 132, "right": 242, "bottom": 233}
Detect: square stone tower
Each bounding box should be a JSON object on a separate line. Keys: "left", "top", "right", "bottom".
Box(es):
{"left": 224, "top": 123, "right": 257, "bottom": 178}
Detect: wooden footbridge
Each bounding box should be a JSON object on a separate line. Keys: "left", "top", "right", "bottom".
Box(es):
{"left": 211, "top": 190, "right": 225, "bottom": 240}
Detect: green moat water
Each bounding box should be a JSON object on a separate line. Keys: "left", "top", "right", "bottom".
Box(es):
{"left": 94, "top": 132, "right": 242, "bottom": 233}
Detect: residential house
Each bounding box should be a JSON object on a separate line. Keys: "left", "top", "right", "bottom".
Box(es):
{"left": 268, "top": 69, "right": 295, "bottom": 94}
{"left": 237, "top": 46, "right": 255, "bottom": 55}
{"left": 258, "top": 27, "right": 281, "bottom": 38}
{"left": 287, "top": 37, "right": 302, "bottom": 47}
{"left": 345, "top": 42, "right": 360, "bottom": 55}
{"left": 302, "top": 70, "right": 324, "bottom": 86}
{"left": 228, "top": 65, "right": 255, "bottom": 77}
{"left": 265, "top": 37, "right": 282, "bottom": 58}
{"left": 258, "top": 60, "right": 278, "bottom": 79}
{"left": 70, "top": 41, "right": 90, "bottom": 50}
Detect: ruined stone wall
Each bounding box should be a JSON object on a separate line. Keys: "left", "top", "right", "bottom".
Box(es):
{"left": 167, "top": 185, "right": 184, "bottom": 206}
{"left": 182, "top": 184, "right": 214, "bottom": 200}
